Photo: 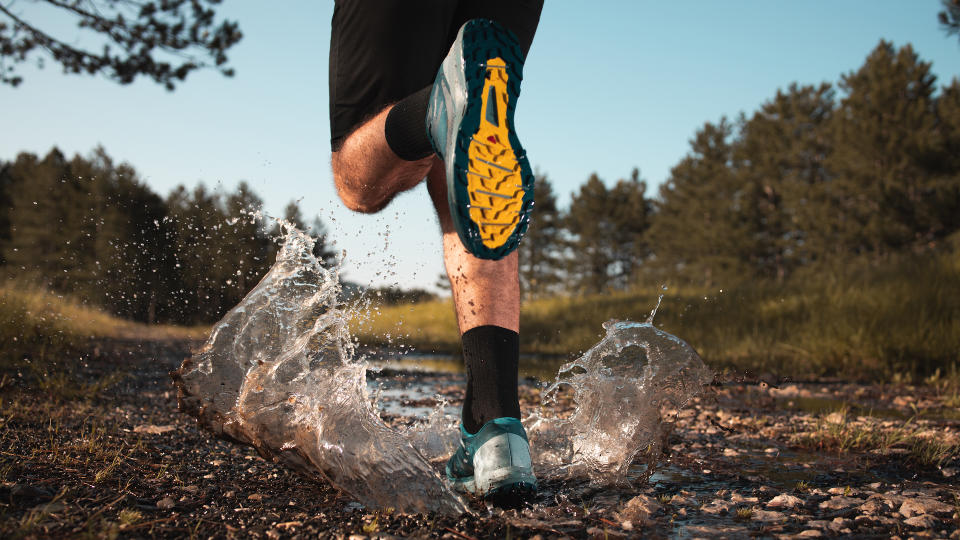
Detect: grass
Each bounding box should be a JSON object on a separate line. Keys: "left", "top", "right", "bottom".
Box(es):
{"left": 791, "top": 408, "right": 960, "bottom": 469}
{"left": 352, "top": 251, "right": 960, "bottom": 380}
{"left": 1, "top": 281, "right": 207, "bottom": 395}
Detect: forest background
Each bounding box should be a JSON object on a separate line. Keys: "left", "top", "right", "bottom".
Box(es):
{"left": 2, "top": 3, "right": 960, "bottom": 380}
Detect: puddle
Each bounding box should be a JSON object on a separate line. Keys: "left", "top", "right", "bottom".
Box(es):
{"left": 369, "top": 352, "right": 570, "bottom": 381}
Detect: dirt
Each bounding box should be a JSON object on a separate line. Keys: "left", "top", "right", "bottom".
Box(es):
{"left": 2, "top": 339, "right": 958, "bottom": 539}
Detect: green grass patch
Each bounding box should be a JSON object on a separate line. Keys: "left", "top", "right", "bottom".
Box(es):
{"left": 791, "top": 409, "right": 959, "bottom": 469}
{"left": 353, "top": 252, "right": 960, "bottom": 380}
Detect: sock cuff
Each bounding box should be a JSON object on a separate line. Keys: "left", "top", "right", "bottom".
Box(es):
{"left": 461, "top": 325, "right": 519, "bottom": 347}
{"left": 384, "top": 86, "right": 434, "bottom": 161}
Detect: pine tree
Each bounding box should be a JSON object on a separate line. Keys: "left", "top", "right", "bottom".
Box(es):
{"left": 649, "top": 119, "right": 750, "bottom": 287}
{"left": 827, "top": 41, "right": 944, "bottom": 256}
{"left": 518, "top": 173, "right": 563, "bottom": 298}
{"left": 272, "top": 201, "right": 338, "bottom": 269}
{"left": 736, "top": 83, "right": 835, "bottom": 276}
{"left": 0, "top": 161, "right": 13, "bottom": 265}
{"left": 566, "top": 170, "right": 652, "bottom": 293}
{"left": 3, "top": 149, "right": 90, "bottom": 291}
{"left": 940, "top": 0, "right": 960, "bottom": 44}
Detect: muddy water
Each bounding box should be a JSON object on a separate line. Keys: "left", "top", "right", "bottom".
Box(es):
{"left": 173, "top": 224, "right": 712, "bottom": 514}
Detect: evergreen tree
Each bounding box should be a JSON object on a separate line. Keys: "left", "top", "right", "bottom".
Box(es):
{"left": 81, "top": 148, "right": 173, "bottom": 322}
{"left": 0, "top": 161, "right": 13, "bottom": 265}
{"left": 271, "top": 200, "right": 338, "bottom": 269}
{"left": 929, "top": 77, "right": 960, "bottom": 242}
{"left": 940, "top": 0, "right": 960, "bottom": 44}
{"left": 518, "top": 173, "right": 563, "bottom": 298}
{"left": 165, "top": 183, "right": 233, "bottom": 323}
{"left": 566, "top": 169, "right": 652, "bottom": 292}
{"left": 827, "top": 41, "right": 945, "bottom": 256}
{"left": 649, "top": 119, "right": 750, "bottom": 287}
{"left": 736, "top": 83, "right": 835, "bottom": 276}
{"left": 3, "top": 148, "right": 90, "bottom": 291}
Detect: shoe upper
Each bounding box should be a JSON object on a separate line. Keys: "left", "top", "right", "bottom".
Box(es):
{"left": 426, "top": 23, "right": 467, "bottom": 168}
{"left": 445, "top": 417, "right": 532, "bottom": 482}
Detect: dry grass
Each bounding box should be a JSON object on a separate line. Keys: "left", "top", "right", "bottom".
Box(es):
{"left": 790, "top": 408, "right": 960, "bottom": 469}
{"left": 352, "top": 252, "right": 960, "bottom": 380}
{"left": 1, "top": 281, "right": 206, "bottom": 367}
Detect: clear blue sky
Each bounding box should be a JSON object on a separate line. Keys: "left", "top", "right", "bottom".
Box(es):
{"left": 2, "top": 1, "right": 958, "bottom": 291}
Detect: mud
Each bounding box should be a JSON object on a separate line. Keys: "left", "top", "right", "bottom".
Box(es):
{"left": 2, "top": 339, "right": 958, "bottom": 538}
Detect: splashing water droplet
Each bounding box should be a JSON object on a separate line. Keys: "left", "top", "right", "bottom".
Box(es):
{"left": 526, "top": 320, "right": 712, "bottom": 484}
{"left": 172, "top": 222, "right": 711, "bottom": 513}
{"left": 172, "top": 221, "right": 468, "bottom": 515}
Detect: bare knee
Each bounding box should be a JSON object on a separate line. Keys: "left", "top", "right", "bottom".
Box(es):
{"left": 331, "top": 153, "right": 389, "bottom": 214}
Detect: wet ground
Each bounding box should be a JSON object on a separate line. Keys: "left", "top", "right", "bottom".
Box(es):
{"left": 2, "top": 339, "right": 958, "bottom": 538}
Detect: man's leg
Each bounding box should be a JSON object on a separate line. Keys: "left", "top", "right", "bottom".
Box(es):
{"left": 427, "top": 161, "right": 522, "bottom": 434}
{"left": 331, "top": 105, "right": 434, "bottom": 214}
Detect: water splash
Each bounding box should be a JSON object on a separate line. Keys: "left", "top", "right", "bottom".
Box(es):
{"left": 526, "top": 319, "right": 713, "bottom": 484}
{"left": 173, "top": 222, "right": 711, "bottom": 513}
{"left": 172, "top": 223, "right": 468, "bottom": 514}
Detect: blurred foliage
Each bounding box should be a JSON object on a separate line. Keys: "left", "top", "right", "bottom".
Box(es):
{"left": 359, "top": 248, "right": 960, "bottom": 380}
{"left": 941, "top": 0, "right": 960, "bottom": 43}
{"left": 519, "top": 41, "right": 960, "bottom": 292}
{"left": 0, "top": 0, "right": 241, "bottom": 89}
{"left": 0, "top": 146, "right": 335, "bottom": 325}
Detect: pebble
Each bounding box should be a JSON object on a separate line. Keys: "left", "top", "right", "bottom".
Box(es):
{"left": 614, "top": 494, "right": 661, "bottom": 523}
{"left": 157, "top": 497, "right": 175, "bottom": 510}
{"left": 904, "top": 514, "right": 940, "bottom": 528}
{"left": 767, "top": 494, "right": 804, "bottom": 509}
{"left": 899, "top": 498, "right": 954, "bottom": 518}
{"left": 818, "top": 496, "right": 861, "bottom": 510}
{"left": 750, "top": 509, "right": 785, "bottom": 522}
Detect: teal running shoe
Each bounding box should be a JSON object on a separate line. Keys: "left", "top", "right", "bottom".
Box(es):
{"left": 426, "top": 19, "right": 535, "bottom": 261}
{"left": 445, "top": 417, "right": 537, "bottom": 507}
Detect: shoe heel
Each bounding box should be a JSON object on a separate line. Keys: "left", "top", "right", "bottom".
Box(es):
{"left": 473, "top": 432, "right": 536, "bottom": 494}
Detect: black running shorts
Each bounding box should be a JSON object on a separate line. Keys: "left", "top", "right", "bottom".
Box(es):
{"left": 328, "top": 0, "right": 544, "bottom": 151}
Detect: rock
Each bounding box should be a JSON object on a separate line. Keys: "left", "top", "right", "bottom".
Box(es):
{"left": 767, "top": 494, "right": 804, "bottom": 509}
{"left": 899, "top": 498, "right": 954, "bottom": 518}
{"left": 796, "top": 530, "right": 823, "bottom": 537}
{"left": 701, "top": 499, "right": 733, "bottom": 515}
{"left": 751, "top": 509, "right": 785, "bottom": 522}
{"left": 828, "top": 518, "right": 853, "bottom": 533}
{"left": 824, "top": 411, "right": 845, "bottom": 424}
{"left": 806, "top": 520, "right": 830, "bottom": 529}
{"left": 614, "top": 495, "right": 661, "bottom": 524}
{"left": 904, "top": 514, "right": 939, "bottom": 528}
{"left": 818, "top": 496, "right": 861, "bottom": 510}
{"left": 134, "top": 424, "right": 176, "bottom": 434}
{"left": 941, "top": 467, "right": 958, "bottom": 478}
{"left": 157, "top": 497, "right": 175, "bottom": 510}
{"left": 729, "top": 493, "right": 758, "bottom": 504}
{"left": 859, "top": 498, "right": 892, "bottom": 515}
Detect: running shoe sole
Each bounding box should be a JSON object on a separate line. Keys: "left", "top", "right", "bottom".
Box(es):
{"left": 429, "top": 19, "right": 535, "bottom": 260}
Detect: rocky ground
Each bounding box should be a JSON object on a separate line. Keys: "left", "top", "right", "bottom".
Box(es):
{"left": 1, "top": 339, "right": 958, "bottom": 538}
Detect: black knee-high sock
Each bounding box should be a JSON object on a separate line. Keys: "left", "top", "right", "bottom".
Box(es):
{"left": 460, "top": 325, "right": 521, "bottom": 434}
{"left": 384, "top": 86, "right": 434, "bottom": 161}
